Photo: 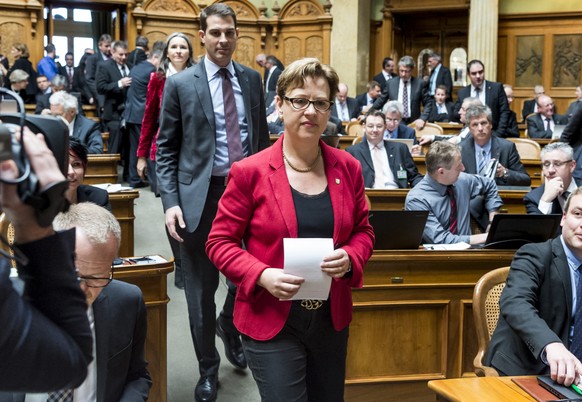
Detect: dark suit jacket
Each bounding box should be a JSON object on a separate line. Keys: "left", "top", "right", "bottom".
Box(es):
{"left": 355, "top": 92, "right": 375, "bottom": 112}
{"left": 34, "top": 92, "right": 50, "bottom": 114}
{"left": 505, "top": 110, "right": 520, "bottom": 138}
{"left": 85, "top": 52, "right": 109, "bottom": 108}
{"left": 427, "top": 101, "right": 454, "bottom": 123}
{"left": 331, "top": 96, "right": 360, "bottom": 121}
{"left": 127, "top": 48, "right": 147, "bottom": 70}
{"left": 429, "top": 64, "right": 453, "bottom": 101}
{"left": 485, "top": 238, "right": 573, "bottom": 375}
{"left": 2, "top": 280, "right": 152, "bottom": 402}
{"left": 459, "top": 135, "right": 531, "bottom": 186}
{"left": 73, "top": 115, "right": 103, "bottom": 154}
{"left": 524, "top": 184, "right": 565, "bottom": 215}
{"left": 371, "top": 76, "right": 433, "bottom": 122}
{"left": 156, "top": 57, "right": 270, "bottom": 232}
{"left": 123, "top": 60, "right": 156, "bottom": 125}
{"left": 346, "top": 138, "right": 423, "bottom": 188}
{"left": 526, "top": 113, "right": 568, "bottom": 139}
{"left": 4, "top": 57, "right": 37, "bottom": 103}
{"left": 59, "top": 65, "right": 93, "bottom": 103}
{"left": 562, "top": 108, "right": 582, "bottom": 184}
{"left": 522, "top": 99, "right": 536, "bottom": 121}
{"left": 96, "top": 59, "right": 128, "bottom": 121}
{"left": 206, "top": 137, "right": 374, "bottom": 339}
{"left": 386, "top": 123, "right": 417, "bottom": 144}
{"left": 566, "top": 100, "right": 582, "bottom": 119}
{"left": 372, "top": 71, "right": 396, "bottom": 91}
{"left": 264, "top": 67, "right": 281, "bottom": 108}
{"left": 453, "top": 80, "right": 510, "bottom": 137}
{"left": 0, "top": 230, "right": 92, "bottom": 392}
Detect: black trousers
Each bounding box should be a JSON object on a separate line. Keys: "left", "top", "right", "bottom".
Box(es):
{"left": 126, "top": 123, "right": 143, "bottom": 187}
{"left": 242, "top": 301, "right": 349, "bottom": 402}
{"left": 178, "top": 182, "right": 237, "bottom": 377}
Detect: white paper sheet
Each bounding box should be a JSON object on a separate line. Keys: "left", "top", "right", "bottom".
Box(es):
{"left": 423, "top": 242, "right": 471, "bottom": 250}
{"left": 283, "top": 238, "right": 333, "bottom": 300}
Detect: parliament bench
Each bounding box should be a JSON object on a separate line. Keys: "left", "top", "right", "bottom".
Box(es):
{"left": 85, "top": 153, "right": 120, "bottom": 184}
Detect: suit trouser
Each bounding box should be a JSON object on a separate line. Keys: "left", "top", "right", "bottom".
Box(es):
{"left": 126, "top": 123, "right": 143, "bottom": 186}
{"left": 105, "top": 119, "right": 122, "bottom": 155}
{"left": 178, "top": 182, "right": 237, "bottom": 377}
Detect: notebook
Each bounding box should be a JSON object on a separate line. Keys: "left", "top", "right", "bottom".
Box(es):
{"left": 482, "top": 214, "right": 562, "bottom": 249}
{"left": 368, "top": 210, "right": 428, "bottom": 250}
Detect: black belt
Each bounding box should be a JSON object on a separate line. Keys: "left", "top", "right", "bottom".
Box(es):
{"left": 210, "top": 176, "right": 227, "bottom": 186}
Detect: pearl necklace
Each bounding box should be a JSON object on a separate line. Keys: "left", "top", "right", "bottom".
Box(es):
{"left": 282, "top": 146, "right": 321, "bottom": 173}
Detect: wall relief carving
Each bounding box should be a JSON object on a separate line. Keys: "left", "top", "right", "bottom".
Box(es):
{"left": 553, "top": 35, "right": 582, "bottom": 87}
{"left": 515, "top": 35, "right": 543, "bottom": 87}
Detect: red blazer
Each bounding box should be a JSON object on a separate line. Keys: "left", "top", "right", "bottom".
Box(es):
{"left": 137, "top": 72, "right": 165, "bottom": 160}
{"left": 206, "top": 136, "right": 374, "bottom": 341}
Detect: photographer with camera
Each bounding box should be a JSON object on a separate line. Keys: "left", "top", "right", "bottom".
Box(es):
{"left": 0, "top": 127, "right": 93, "bottom": 392}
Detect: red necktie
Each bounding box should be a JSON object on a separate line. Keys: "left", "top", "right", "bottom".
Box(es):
{"left": 219, "top": 68, "right": 244, "bottom": 166}
{"left": 447, "top": 185, "right": 458, "bottom": 234}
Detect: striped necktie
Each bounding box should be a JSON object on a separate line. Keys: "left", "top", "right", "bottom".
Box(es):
{"left": 447, "top": 185, "right": 458, "bottom": 234}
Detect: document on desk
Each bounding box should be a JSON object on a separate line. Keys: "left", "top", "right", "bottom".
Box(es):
{"left": 283, "top": 238, "right": 333, "bottom": 300}
{"left": 424, "top": 242, "right": 471, "bottom": 250}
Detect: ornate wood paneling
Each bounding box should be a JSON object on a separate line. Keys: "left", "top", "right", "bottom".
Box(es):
{"left": 0, "top": 0, "right": 43, "bottom": 65}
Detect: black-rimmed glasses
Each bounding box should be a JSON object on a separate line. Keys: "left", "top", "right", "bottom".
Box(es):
{"left": 283, "top": 96, "right": 334, "bottom": 112}
{"left": 78, "top": 266, "right": 113, "bottom": 288}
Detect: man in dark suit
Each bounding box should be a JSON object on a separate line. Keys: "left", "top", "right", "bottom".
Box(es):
{"left": 521, "top": 84, "right": 545, "bottom": 121}
{"left": 123, "top": 49, "right": 161, "bottom": 187}
{"left": 96, "top": 40, "right": 131, "bottom": 157}
{"left": 156, "top": 4, "right": 270, "bottom": 401}
{"left": 331, "top": 82, "right": 359, "bottom": 121}
{"left": 527, "top": 94, "right": 568, "bottom": 138}
{"left": 371, "top": 55, "right": 433, "bottom": 130}
{"left": 427, "top": 53, "right": 453, "bottom": 102}
{"left": 452, "top": 59, "right": 511, "bottom": 137}
{"left": 85, "top": 34, "right": 112, "bottom": 110}
{"left": 4, "top": 203, "right": 152, "bottom": 402}
{"left": 372, "top": 57, "right": 396, "bottom": 91}
{"left": 566, "top": 85, "right": 582, "bottom": 120}
{"left": 49, "top": 91, "right": 103, "bottom": 153}
{"left": 355, "top": 80, "right": 381, "bottom": 115}
{"left": 524, "top": 142, "right": 578, "bottom": 215}
{"left": 35, "top": 74, "right": 66, "bottom": 114}
{"left": 382, "top": 100, "right": 418, "bottom": 144}
{"left": 485, "top": 188, "right": 582, "bottom": 385}
{"left": 60, "top": 52, "right": 93, "bottom": 104}
{"left": 502, "top": 84, "right": 520, "bottom": 138}
{"left": 263, "top": 55, "right": 282, "bottom": 108}
{"left": 346, "top": 110, "right": 422, "bottom": 188}
{"left": 127, "top": 35, "right": 148, "bottom": 70}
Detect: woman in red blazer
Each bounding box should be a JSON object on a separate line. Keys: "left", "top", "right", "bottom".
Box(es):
{"left": 206, "top": 58, "right": 374, "bottom": 401}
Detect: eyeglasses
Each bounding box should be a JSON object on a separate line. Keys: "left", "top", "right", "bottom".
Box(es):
{"left": 283, "top": 96, "right": 334, "bottom": 112}
{"left": 385, "top": 118, "right": 401, "bottom": 124}
{"left": 77, "top": 267, "right": 113, "bottom": 288}
{"left": 541, "top": 160, "right": 572, "bottom": 169}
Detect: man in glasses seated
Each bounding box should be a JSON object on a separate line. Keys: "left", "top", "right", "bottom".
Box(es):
{"left": 524, "top": 142, "right": 579, "bottom": 216}
{"left": 6, "top": 202, "right": 152, "bottom": 401}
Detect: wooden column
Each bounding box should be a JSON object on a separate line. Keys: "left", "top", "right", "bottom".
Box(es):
{"left": 468, "top": 0, "right": 499, "bottom": 80}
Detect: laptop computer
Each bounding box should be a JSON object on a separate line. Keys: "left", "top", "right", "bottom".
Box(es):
{"left": 482, "top": 214, "right": 561, "bottom": 249}
{"left": 368, "top": 210, "right": 428, "bottom": 249}
{"left": 552, "top": 124, "right": 566, "bottom": 140}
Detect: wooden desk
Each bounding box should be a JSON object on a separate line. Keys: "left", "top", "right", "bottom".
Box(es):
{"left": 366, "top": 188, "right": 528, "bottom": 214}
{"left": 412, "top": 156, "right": 542, "bottom": 188}
{"left": 114, "top": 257, "right": 174, "bottom": 402}
{"left": 428, "top": 376, "right": 533, "bottom": 402}
{"left": 109, "top": 190, "right": 139, "bottom": 257}
{"left": 345, "top": 249, "right": 516, "bottom": 402}
{"left": 85, "top": 154, "right": 120, "bottom": 184}
{"left": 435, "top": 122, "right": 463, "bottom": 135}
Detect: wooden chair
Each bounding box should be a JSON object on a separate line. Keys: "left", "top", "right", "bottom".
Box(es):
{"left": 472, "top": 266, "right": 510, "bottom": 377}
{"left": 507, "top": 138, "right": 541, "bottom": 160}
{"left": 352, "top": 135, "right": 363, "bottom": 145}
{"left": 346, "top": 121, "right": 364, "bottom": 137}
{"left": 408, "top": 121, "right": 444, "bottom": 137}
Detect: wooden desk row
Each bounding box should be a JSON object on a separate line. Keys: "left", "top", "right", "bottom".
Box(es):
{"left": 85, "top": 153, "right": 120, "bottom": 185}
{"left": 344, "top": 249, "right": 516, "bottom": 402}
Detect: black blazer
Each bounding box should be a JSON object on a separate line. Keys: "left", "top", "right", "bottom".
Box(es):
{"left": 96, "top": 59, "right": 128, "bottom": 121}
{"left": 127, "top": 48, "right": 147, "bottom": 70}
{"left": 264, "top": 67, "right": 281, "bottom": 108}
{"left": 523, "top": 183, "right": 567, "bottom": 215}
{"left": 371, "top": 76, "right": 433, "bottom": 122}
{"left": 526, "top": 113, "right": 569, "bottom": 139}
{"left": 486, "top": 238, "right": 573, "bottom": 375}
{"left": 453, "top": 80, "right": 510, "bottom": 137}
{"left": 85, "top": 52, "right": 109, "bottom": 108}
{"left": 505, "top": 110, "right": 520, "bottom": 138}
{"left": 156, "top": 58, "right": 270, "bottom": 232}
{"left": 427, "top": 101, "right": 454, "bottom": 123}
{"left": 459, "top": 135, "right": 531, "bottom": 186}
{"left": 429, "top": 64, "right": 453, "bottom": 101}
{"left": 521, "top": 99, "right": 536, "bottom": 121}
{"left": 59, "top": 65, "right": 93, "bottom": 103}
{"left": 123, "top": 60, "right": 156, "bottom": 125}
{"left": 345, "top": 138, "right": 423, "bottom": 188}
{"left": 5, "top": 57, "right": 37, "bottom": 103}
{"left": 330, "top": 96, "right": 360, "bottom": 121}
{"left": 73, "top": 117, "right": 104, "bottom": 154}
{"left": 372, "top": 71, "right": 396, "bottom": 91}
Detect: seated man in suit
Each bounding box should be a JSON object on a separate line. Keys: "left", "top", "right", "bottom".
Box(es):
{"left": 524, "top": 142, "right": 578, "bottom": 215}
{"left": 405, "top": 141, "right": 502, "bottom": 245}
{"left": 7, "top": 202, "right": 152, "bottom": 401}
{"left": 35, "top": 74, "right": 67, "bottom": 114}
{"left": 263, "top": 55, "right": 282, "bottom": 108}
{"left": 346, "top": 110, "right": 423, "bottom": 189}
{"left": 502, "top": 84, "right": 520, "bottom": 138}
{"left": 485, "top": 187, "right": 582, "bottom": 386}
{"left": 331, "top": 82, "right": 359, "bottom": 122}
{"left": 372, "top": 57, "right": 396, "bottom": 91}
{"left": 49, "top": 91, "right": 103, "bottom": 154}
{"left": 355, "top": 80, "right": 382, "bottom": 115}
{"left": 382, "top": 100, "right": 418, "bottom": 144}
{"left": 566, "top": 85, "right": 582, "bottom": 120}
{"left": 527, "top": 94, "right": 568, "bottom": 138}
{"left": 521, "top": 84, "right": 545, "bottom": 121}
{"left": 427, "top": 85, "right": 454, "bottom": 123}
{"left": 461, "top": 104, "right": 531, "bottom": 186}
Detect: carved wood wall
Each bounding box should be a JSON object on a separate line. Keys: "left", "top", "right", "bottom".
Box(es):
{"left": 498, "top": 13, "right": 582, "bottom": 119}
{"left": 0, "top": 0, "right": 43, "bottom": 66}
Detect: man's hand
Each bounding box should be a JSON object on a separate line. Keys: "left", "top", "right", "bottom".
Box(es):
{"left": 545, "top": 342, "right": 582, "bottom": 386}
{"left": 137, "top": 157, "right": 147, "bottom": 180}
{"left": 418, "top": 134, "right": 435, "bottom": 146}
{"left": 414, "top": 119, "right": 426, "bottom": 130}
{"left": 165, "top": 206, "right": 185, "bottom": 242}
{"left": 119, "top": 77, "right": 132, "bottom": 88}
{"left": 257, "top": 268, "right": 304, "bottom": 300}
{"left": 0, "top": 127, "right": 64, "bottom": 242}
{"left": 495, "top": 161, "right": 507, "bottom": 178}
{"left": 541, "top": 177, "right": 564, "bottom": 203}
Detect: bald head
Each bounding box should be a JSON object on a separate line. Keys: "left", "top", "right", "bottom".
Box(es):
{"left": 537, "top": 94, "right": 554, "bottom": 118}
{"left": 336, "top": 83, "right": 348, "bottom": 104}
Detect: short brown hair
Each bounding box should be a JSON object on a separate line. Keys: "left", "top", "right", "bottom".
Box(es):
{"left": 426, "top": 141, "right": 460, "bottom": 174}
{"left": 276, "top": 58, "right": 339, "bottom": 102}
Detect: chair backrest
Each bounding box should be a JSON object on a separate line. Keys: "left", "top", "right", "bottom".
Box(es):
{"left": 472, "top": 266, "right": 510, "bottom": 377}
{"left": 346, "top": 121, "right": 364, "bottom": 137}
{"left": 506, "top": 138, "right": 541, "bottom": 159}
{"left": 408, "top": 122, "right": 444, "bottom": 137}
{"left": 352, "top": 135, "right": 363, "bottom": 145}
